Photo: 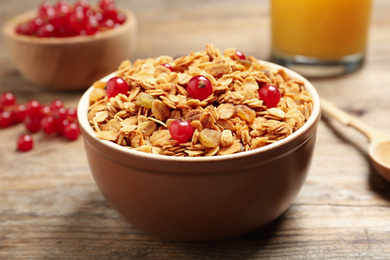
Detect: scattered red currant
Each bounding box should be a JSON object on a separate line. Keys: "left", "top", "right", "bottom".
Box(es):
{"left": 66, "top": 107, "right": 77, "bottom": 119}
{"left": 41, "top": 105, "right": 52, "bottom": 116}
{"left": 41, "top": 115, "right": 58, "bottom": 134}
{"left": 54, "top": 107, "right": 68, "bottom": 121}
{"left": 64, "top": 122, "right": 80, "bottom": 140}
{"left": 169, "top": 119, "right": 194, "bottom": 143}
{"left": 258, "top": 84, "right": 281, "bottom": 108}
{"left": 50, "top": 99, "right": 64, "bottom": 111}
{"left": 105, "top": 77, "right": 129, "bottom": 98}
{"left": 0, "top": 92, "right": 16, "bottom": 106}
{"left": 17, "top": 134, "right": 34, "bottom": 152}
{"left": 58, "top": 118, "right": 70, "bottom": 136}
{"left": 24, "top": 115, "right": 42, "bottom": 133}
{"left": 12, "top": 104, "right": 27, "bottom": 124}
{"left": 0, "top": 111, "right": 12, "bottom": 128}
{"left": 26, "top": 99, "right": 42, "bottom": 118}
{"left": 187, "top": 75, "right": 213, "bottom": 101}
{"left": 235, "top": 50, "right": 246, "bottom": 60}
{"left": 0, "top": 91, "right": 80, "bottom": 152}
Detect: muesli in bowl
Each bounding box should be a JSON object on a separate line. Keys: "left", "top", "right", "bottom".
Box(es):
{"left": 78, "top": 44, "right": 320, "bottom": 241}
{"left": 87, "top": 44, "right": 313, "bottom": 157}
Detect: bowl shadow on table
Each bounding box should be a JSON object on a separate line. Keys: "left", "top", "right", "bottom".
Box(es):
{"left": 53, "top": 189, "right": 289, "bottom": 259}
{"left": 321, "top": 116, "right": 390, "bottom": 199}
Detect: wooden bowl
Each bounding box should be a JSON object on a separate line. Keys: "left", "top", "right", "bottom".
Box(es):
{"left": 2, "top": 9, "right": 137, "bottom": 91}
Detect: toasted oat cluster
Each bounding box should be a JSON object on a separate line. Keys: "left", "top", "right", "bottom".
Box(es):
{"left": 88, "top": 44, "right": 313, "bottom": 157}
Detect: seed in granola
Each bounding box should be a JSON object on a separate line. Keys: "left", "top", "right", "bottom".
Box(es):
{"left": 105, "top": 77, "right": 129, "bottom": 98}
{"left": 199, "top": 128, "right": 221, "bottom": 148}
{"left": 187, "top": 75, "right": 213, "bottom": 101}
{"left": 236, "top": 105, "right": 256, "bottom": 123}
{"left": 136, "top": 92, "right": 155, "bottom": 109}
{"left": 169, "top": 119, "right": 194, "bottom": 143}
{"left": 258, "top": 84, "right": 281, "bottom": 108}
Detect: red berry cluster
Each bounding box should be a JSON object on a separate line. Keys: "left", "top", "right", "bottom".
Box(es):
{"left": 0, "top": 92, "right": 80, "bottom": 152}
{"left": 15, "top": 0, "right": 126, "bottom": 37}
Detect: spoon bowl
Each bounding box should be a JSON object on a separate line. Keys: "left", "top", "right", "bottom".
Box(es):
{"left": 370, "top": 140, "right": 390, "bottom": 182}
{"left": 320, "top": 98, "right": 390, "bottom": 182}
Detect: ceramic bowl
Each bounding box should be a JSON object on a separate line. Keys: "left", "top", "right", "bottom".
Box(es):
{"left": 2, "top": 8, "right": 137, "bottom": 91}
{"left": 77, "top": 62, "right": 321, "bottom": 241}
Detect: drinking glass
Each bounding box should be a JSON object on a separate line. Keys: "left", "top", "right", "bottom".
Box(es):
{"left": 271, "top": 0, "right": 372, "bottom": 77}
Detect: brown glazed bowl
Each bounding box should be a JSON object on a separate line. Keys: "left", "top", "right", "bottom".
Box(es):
{"left": 2, "top": 8, "right": 137, "bottom": 91}
{"left": 77, "top": 62, "right": 321, "bottom": 241}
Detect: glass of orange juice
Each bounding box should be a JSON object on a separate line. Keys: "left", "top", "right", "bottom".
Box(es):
{"left": 271, "top": 0, "right": 372, "bottom": 77}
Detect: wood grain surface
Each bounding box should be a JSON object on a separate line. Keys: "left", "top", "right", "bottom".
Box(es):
{"left": 1, "top": 0, "right": 390, "bottom": 259}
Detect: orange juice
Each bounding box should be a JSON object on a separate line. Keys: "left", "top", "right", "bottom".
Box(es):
{"left": 271, "top": 0, "right": 372, "bottom": 59}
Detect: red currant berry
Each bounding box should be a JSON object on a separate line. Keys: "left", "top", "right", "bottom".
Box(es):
{"left": 41, "top": 115, "right": 58, "bottom": 134}
{"left": 161, "top": 63, "right": 174, "bottom": 72}
{"left": 101, "top": 19, "right": 115, "bottom": 28}
{"left": 17, "top": 134, "right": 34, "bottom": 152}
{"left": 12, "top": 104, "right": 27, "bottom": 124}
{"left": 54, "top": 107, "right": 68, "bottom": 121}
{"left": 169, "top": 119, "right": 194, "bottom": 143}
{"left": 99, "top": 0, "right": 116, "bottom": 11}
{"left": 28, "top": 17, "right": 45, "bottom": 33}
{"left": 94, "top": 12, "right": 104, "bottom": 23}
{"left": 114, "top": 12, "right": 126, "bottom": 25}
{"left": 24, "top": 115, "right": 42, "bottom": 133}
{"left": 235, "top": 50, "right": 246, "bottom": 60}
{"left": 52, "top": 1, "right": 71, "bottom": 33}
{"left": 258, "top": 84, "right": 281, "bottom": 108}
{"left": 36, "top": 23, "right": 56, "bottom": 37}
{"left": 15, "top": 23, "right": 32, "bottom": 35}
{"left": 0, "top": 92, "right": 16, "bottom": 106}
{"left": 58, "top": 118, "right": 70, "bottom": 135}
{"left": 0, "top": 111, "right": 12, "bottom": 128}
{"left": 50, "top": 99, "right": 64, "bottom": 111}
{"left": 41, "top": 105, "right": 53, "bottom": 116}
{"left": 68, "top": 10, "right": 87, "bottom": 35}
{"left": 38, "top": 2, "right": 56, "bottom": 21}
{"left": 74, "top": 0, "right": 91, "bottom": 13}
{"left": 85, "top": 16, "right": 99, "bottom": 35}
{"left": 66, "top": 107, "right": 77, "bottom": 121}
{"left": 187, "top": 75, "right": 213, "bottom": 101}
{"left": 26, "top": 100, "right": 42, "bottom": 118}
{"left": 105, "top": 77, "right": 129, "bottom": 98}
{"left": 64, "top": 122, "right": 80, "bottom": 140}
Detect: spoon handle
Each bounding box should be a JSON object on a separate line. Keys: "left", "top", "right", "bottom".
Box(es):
{"left": 320, "top": 98, "right": 388, "bottom": 142}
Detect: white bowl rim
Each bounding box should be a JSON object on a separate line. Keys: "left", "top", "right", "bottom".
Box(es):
{"left": 77, "top": 60, "right": 321, "bottom": 163}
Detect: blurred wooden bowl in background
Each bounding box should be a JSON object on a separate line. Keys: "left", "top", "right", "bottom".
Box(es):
{"left": 2, "top": 8, "right": 137, "bottom": 91}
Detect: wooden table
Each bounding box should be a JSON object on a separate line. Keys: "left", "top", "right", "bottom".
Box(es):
{"left": 1, "top": 0, "right": 390, "bottom": 259}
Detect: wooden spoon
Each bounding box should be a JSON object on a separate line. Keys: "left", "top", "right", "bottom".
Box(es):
{"left": 320, "top": 98, "right": 390, "bottom": 182}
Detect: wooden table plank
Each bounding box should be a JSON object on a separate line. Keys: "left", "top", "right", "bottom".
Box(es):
{"left": 1, "top": 0, "right": 390, "bottom": 259}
